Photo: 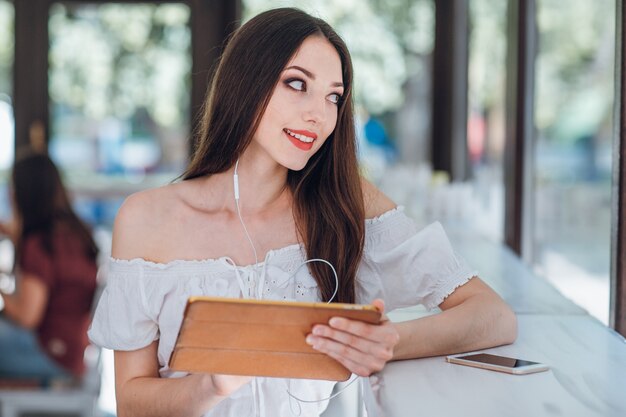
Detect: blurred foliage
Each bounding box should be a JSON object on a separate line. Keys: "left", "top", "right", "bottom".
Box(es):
{"left": 48, "top": 3, "right": 191, "bottom": 128}
{"left": 0, "top": 0, "right": 14, "bottom": 98}
{"left": 535, "top": 0, "right": 615, "bottom": 143}
{"left": 367, "top": 0, "right": 434, "bottom": 56}
{"left": 243, "top": 0, "right": 434, "bottom": 114}
{"left": 468, "top": 0, "right": 507, "bottom": 113}
{"left": 0, "top": 0, "right": 616, "bottom": 145}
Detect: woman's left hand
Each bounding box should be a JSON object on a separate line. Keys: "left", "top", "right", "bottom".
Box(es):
{"left": 306, "top": 299, "right": 399, "bottom": 376}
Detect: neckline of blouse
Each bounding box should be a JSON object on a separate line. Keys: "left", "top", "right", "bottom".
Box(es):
{"left": 108, "top": 206, "right": 405, "bottom": 270}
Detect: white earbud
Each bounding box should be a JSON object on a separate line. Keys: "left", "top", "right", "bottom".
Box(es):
{"left": 233, "top": 173, "right": 240, "bottom": 200}
{"left": 234, "top": 160, "right": 240, "bottom": 200}
{"left": 233, "top": 159, "right": 258, "bottom": 267}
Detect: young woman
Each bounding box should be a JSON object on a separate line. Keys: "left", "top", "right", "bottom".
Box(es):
{"left": 0, "top": 152, "right": 98, "bottom": 382}
{"left": 89, "top": 8, "right": 517, "bottom": 417}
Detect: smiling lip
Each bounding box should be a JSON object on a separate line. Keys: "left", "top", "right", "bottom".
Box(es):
{"left": 287, "top": 129, "right": 318, "bottom": 140}
{"left": 284, "top": 128, "right": 317, "bottom": 151}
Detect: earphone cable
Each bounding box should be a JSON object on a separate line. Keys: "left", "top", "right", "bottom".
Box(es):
{"left": 287, "top": 375, "right": 360, "bottom": 416}
{"left": 234, "top": 160, "right": 259, "bottom": 272}
{"left": 234, "top": 159, "right": 352, "bottom": 414}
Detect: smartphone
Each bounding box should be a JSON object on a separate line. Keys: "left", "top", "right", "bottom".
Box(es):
{"left": 446, "top": 352, "right": 549, "bottom": 375}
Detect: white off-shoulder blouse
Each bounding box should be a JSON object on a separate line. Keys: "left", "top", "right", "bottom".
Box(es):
{"left": 88, "top": 207, "right": 476, "bottom": 417}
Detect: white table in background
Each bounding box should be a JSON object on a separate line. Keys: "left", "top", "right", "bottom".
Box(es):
{"left": 450, "top": 231, "right": 587, "bottom": 315}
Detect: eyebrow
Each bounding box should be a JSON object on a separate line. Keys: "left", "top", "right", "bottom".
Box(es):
{"left": 285, "top": 65, "right": 344, "bottom": 88}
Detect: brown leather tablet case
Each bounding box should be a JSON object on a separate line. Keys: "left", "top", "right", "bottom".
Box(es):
{"left": 168, "top": 297, "right": 381, "bottom": 381}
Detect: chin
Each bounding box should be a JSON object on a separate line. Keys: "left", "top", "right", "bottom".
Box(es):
{"left": 280, "top": 156, "right": 310, "bottom": 172}
{"left": 284, "top": 161, "right": 309, "bottom": 172}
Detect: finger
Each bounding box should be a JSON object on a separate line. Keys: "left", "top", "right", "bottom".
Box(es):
{"left": 371, "top": 299, "right": 393, "bottom": 323}
{"left": 372, "top": 298, "right": 386, "bottom": 315}
{"left": 318, "top": 320, "right": 400, "bottom": 357}
{"left": 308, "top": 334, "right": 388, "bottom": 374}
{"left": 311, "top": 324, "right": 394, "bottom": 359}
{"left": 307, "top": 331, "right": 393, "bottom": 363}
{"left": 327, "top": 317, "right": 377, "bottom": 341}
{"left": 324, "top": 348, "right": 385, "bottom": 377}
{"left": 324, "top": 317, "right": 396, "bottom": 345}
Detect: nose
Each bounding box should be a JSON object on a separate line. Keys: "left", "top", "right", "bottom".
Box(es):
{"left": 303, "top": 95, "right": 327, "bottom": 125}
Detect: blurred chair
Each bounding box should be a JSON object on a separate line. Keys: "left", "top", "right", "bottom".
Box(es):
{"left": 0, "top": 281, "right": 105, "bottom": 417}
{"left": 0, "top": 345, "right": 102, "bottom": 417}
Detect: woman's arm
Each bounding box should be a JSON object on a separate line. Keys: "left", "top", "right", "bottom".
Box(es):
{"left": 306, "top": 179, "right": 516, "bottom": 373}
{"left": 115, "top": 342, "right": 251, "bottom": 417}
{"left": 111, "top": 192, "right": 251, "bottom": 417}
{"left": 1, "top": 274, "right": 49, "bottom": 329}
{"left": 308, "top": 280, "right": 516, "bottom": 373}
{"left": 392, "top": 276, "right": 517, "bottom": 360}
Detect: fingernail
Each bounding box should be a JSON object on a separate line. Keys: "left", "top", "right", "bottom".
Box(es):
{"left": 306, "top": 335, "right": 314, "bottom": 345}
{"left": 313, "top": 326, "right": 323, "bottom": 335}
{"left": 329, "top": 318, "right": 340, "bottom": 326}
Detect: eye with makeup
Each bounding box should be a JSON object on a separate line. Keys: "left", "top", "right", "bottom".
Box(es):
{"left": 327, "top": 93, "right": 342, "bottom": 105}
{"left": 285, "top": 78, "right": 306, "bottom": 92}
{"left": 284, "top": 78, "right": 343, "bottom": 105}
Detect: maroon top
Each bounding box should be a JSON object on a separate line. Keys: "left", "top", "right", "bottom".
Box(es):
{"left": 19, "top": 231, "right": 97, "bottom": 377}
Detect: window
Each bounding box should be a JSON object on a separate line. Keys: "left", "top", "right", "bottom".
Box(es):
{"left": 466, "top": 0, "right": 507, "bottom": 242}
{"left": 48, "top": 2, "right": 192, "bottom": 227}
{"left": 532, "top": 0, "right": 615, "bottom": 324}
{"left": 0, "top": 0, "right": 14, "bottom": 221}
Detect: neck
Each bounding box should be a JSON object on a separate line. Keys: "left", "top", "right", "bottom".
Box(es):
{"left": 226, "top": 151, "right": 289, "bottom": 215}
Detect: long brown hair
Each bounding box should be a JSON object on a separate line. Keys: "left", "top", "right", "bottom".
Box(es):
{"left": 183, "top": 8, "right": 364, "bottom": 303}
{"left": 11, "top": 151, "right": 98, "bottom": 267}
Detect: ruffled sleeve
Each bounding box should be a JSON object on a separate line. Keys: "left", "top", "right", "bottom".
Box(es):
{"left": 357, "top": 207, "right": 477, "bottom": 311}
{"left": 88, "top": 259, "right": 160, "bottom": 350}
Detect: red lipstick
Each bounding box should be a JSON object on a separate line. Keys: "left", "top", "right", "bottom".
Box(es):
{"left": 283, "top": 129, "right": 316, "bottom": 151}
{"left": 287, "top": 129, "right": 317, "bottom": 140}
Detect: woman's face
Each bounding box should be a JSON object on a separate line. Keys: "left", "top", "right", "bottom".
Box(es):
{"left": 251, "top": 35, "right": 344, "bottom": 171}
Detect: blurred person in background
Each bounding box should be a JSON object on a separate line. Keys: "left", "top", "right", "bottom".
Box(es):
{"left": 0, "top": 151, "right": 98, "bottom": 384}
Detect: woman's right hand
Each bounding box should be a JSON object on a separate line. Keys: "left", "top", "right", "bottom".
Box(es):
{"left": 204, "top": 374, "right": 253, "bottom": 398}
{"left": 114, "top": 345, "right": 253, "bottom": 417}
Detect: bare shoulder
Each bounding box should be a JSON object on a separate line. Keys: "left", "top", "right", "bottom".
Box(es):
{"left": 360, "top": 177, "right": 397, "bottom": 219}
{"left": 111, "top": 182, "right": 185, "bottom": 260}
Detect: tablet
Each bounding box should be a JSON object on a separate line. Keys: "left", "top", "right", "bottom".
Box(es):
{"left": 168, "top": 296, "right": 382, "bottom": 381}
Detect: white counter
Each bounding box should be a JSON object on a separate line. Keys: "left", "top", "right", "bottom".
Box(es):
{"left": 363, "top": 230, "right": 623, "bottom": 417}
{"left": 363, "top": 314, "right": 626, "bottom": 417}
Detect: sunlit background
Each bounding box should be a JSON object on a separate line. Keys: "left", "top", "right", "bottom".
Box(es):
{"left": 532, "top": 0, "right": 614, "bottom": 323}
{"left": 46, "top": 2, "right": 192, "bottom": 227}
{"left": 243, "top": 0, "right": 616, "bottom": 326}
{"left": 0, "top": 0, "right": 14, "bottom": 223}
{"left": 0, "top": 0, "right": 616, "bottom": 333}
{"left": 0, "top": 0, "right": 618, "bottom": 415}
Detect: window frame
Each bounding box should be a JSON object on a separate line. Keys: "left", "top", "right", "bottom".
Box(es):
{"left": 503, "top": 0, "right": 536, "bottom": 260}
{"left": 610, "top": 0, "right": 625, "bottom": 336}
{"left": 502, "top": 0, "right": 625, "bottom": 336}
{"left": 13, "top": 0, "right": 240, "bottom": 156}
{"left": 432, "top": 0, "right": 470, "bottom": 181}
